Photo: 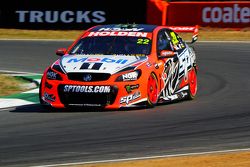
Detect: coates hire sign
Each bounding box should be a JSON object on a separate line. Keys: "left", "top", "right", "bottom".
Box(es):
{"left": 166, "top": 2, "right": 250, "bottom": 28}
{"left": 0, "top": 0, "right": 146, "bottom": 30}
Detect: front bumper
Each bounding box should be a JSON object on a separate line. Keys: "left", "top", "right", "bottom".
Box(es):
{"left": 57, "top": 84, "right": 118, "bottom": 107}
{"left": 40, "top": 78, "right": 148, "bottom": 109}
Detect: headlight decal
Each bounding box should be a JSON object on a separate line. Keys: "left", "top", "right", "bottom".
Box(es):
{"left": 52, "top": 64, "right": 65, "bottom": 74}
{"left": 51, "top": 59, "right": 66, "bottom": 74}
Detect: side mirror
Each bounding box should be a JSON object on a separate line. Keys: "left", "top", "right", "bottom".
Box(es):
{"left": 56, "top": 48, "right": 67, "bottom": 56}
{"left": 159, "top": 50, "right": 177, "bottom": 58}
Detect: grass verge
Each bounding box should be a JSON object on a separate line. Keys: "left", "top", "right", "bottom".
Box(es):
{"left": 0, "top": 27, "right": 249, "bottom": 41}
{"left": 0, "top": 75, "right": 30, "bottom": 96}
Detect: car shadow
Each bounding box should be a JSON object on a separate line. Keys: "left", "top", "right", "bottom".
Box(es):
{"left": 9, "top": 104, "right": 149, "bottom": 113}
{"left": 9, "top": 104, "right": 110, "bottom": 113}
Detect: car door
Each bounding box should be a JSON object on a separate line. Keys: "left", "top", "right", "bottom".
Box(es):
{"left": 156, "top": 29, "right": 187, "bottom": 101}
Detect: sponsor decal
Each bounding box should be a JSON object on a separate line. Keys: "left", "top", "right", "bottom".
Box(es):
{"left": 160, "top": 50, "right": 175, "bottom": 57}
{"left": 46, "top": 71, "right": 57, "bottom": 80}
{"left": 120, "top": 91, "right": 141, "bottom": 104}
{"left": 161, "top": 58, "right": 179, "bottom": 98}
{"left": 125, "top": 84, "right": 139, "bottom": 93}
{"left": 44, "top": 92, "right": 56, "bottom": 102}
{"left": 160, "top": 49, "right": 194, "bottom": 99}
{"left": 146, "top": 62, "right": 152, "bottom": 67}
{"left": 87, "top": 31, "right": 150, "bottom": 37}
{"left": 63, "top": 85, "right": 111, "bottom": 93}
{"left": 154, "top": 63, "right": 159, "bottom": 69}
{"left": 122, "top": 71, "right": 138, "bottom": 81}
{"left": 98, "top": 28, "right": 144, "bottom": 31}
{"left": 178, "top": 50, "right": 193, "bottom": 80}
{"left": 202, "top": 4, "right": 250, "bottom": 23}
{"left": 167, "top": 27, "right": 196, "bottom": 31}
{"left": 67, "top": 57, "right": 128, "bottom": 64}
{"left": 15, "top": 10, "right": 106, "bottom": 23}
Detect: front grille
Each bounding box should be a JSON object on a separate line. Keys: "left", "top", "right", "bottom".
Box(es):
{"left": 67, "top": 73, "right": 111, "bottom": 82}
{"left": 58, "top": 85, "right": 118, "bottom": 106}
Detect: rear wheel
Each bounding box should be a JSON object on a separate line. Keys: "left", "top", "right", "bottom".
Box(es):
{"left": 147, "top": 73, "right": 158, "bottom": 107}
{"left": 187, "top": 68, "right": 197, "bottom": 100}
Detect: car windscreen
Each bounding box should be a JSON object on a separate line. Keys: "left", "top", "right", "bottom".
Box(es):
{"left": 69, "top": 36, "right": 152, "bottom": 55}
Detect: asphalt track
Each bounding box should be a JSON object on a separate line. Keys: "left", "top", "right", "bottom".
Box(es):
{"left": 0, "top": 40, "right": 250, "bottom": 167}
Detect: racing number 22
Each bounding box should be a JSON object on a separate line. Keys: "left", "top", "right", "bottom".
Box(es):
{"left": 137, "top": 39, "right": 150, "bottom": 45}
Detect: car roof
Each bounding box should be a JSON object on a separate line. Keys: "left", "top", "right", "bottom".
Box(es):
{"left": 89, "top": 24, "right": 158, "bottom": 33}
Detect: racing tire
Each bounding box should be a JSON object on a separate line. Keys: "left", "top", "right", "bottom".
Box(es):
{"left": 186, "top": 68, "right": 197, "bottom": 100}
{"left": 147, "top": 73, "right": 158, "bottom": 108}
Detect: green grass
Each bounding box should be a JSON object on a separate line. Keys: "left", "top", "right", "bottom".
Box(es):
{"left": 0, "top": 28, "right": 83, "bottom": 40}
{"left": 0, "top": 75, "right": 31, "bottom": 96}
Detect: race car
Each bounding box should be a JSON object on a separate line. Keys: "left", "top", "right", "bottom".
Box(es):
{"left": 39, "top": 23, "right": 198, "bottom": 110}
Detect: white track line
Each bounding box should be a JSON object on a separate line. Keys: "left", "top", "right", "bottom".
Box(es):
{"left": 32, "top": 147, "right": 250, "bottom": 167}
{"left": 0, "top": 99, "right": 34, "bottom": 108}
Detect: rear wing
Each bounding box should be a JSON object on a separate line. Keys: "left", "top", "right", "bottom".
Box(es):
{"left": 166, "top": 25, "right": 199, "bottom": 44}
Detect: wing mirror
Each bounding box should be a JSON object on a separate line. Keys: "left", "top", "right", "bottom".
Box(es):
{"left": 56, "top": 48, "right": 67, "bottom": 56}
{"left": 159, "top": 50, "right": 177, "bottom": 58}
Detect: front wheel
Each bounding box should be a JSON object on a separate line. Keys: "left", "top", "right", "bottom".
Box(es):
{"left": 186, "top": 68, "right": 197, "bottom": 100}
{"left": 147, "top": 73, "right": 158, "bottom": 107}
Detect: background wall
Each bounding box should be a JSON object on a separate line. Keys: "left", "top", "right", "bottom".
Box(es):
{"left": 0, "top": 0, "right": 249, "bottom": 30}
{"left": 0, "top": 0, "right": 147, "bottom": 30}
{"left": 147, "top": 0, "right": 250, "bottom": 28}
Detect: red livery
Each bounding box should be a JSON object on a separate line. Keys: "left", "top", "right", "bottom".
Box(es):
{"left": 39, "top": 24, "right": 198, "bottom": 110}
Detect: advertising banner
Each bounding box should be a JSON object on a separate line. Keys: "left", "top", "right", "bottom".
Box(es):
{"left": 167, "top": 2, "right": 250, "bottom": 28}
{"left": 0, "top": 0, "right": 147, "bottom": 30}
{"left": 146, "top": 1, "right": 250, "bottom": 28}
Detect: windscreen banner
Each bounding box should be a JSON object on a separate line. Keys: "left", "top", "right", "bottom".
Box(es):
{"left": 147, "top": 1, "right": 250, "bottom": 28}
{"left": 0, "top": 0, "right": 147, "bottom": 30}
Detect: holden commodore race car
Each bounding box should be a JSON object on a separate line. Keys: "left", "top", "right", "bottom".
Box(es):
{"left": 39, "top": 24, "right": 198, "bottom": 110}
